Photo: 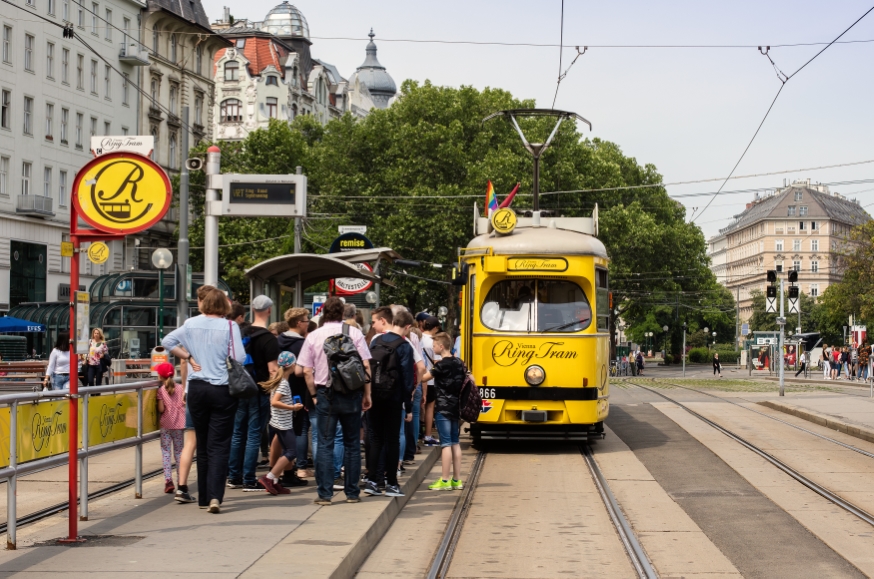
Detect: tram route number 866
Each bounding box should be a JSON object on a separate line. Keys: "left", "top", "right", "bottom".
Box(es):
{"left": 479, "top": 388, "right": 498, "bottom": 399}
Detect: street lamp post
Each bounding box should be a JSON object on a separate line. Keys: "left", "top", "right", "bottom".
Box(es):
{"left": 712, "top": 331, "right": 717, "bottom": 350}
{"left": 682, "top": 322, "right": 688, "bottom": 377}
{"left": 662, "top": 325, "right": 669, "bottom": 358}
{"left": 152, "top": 248, "right": 174, "bottom": 341}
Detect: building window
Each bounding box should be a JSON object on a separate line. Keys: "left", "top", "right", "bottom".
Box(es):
{"left": 799, "top": 205, "right": 808, "bottom": 216}
{"left": 810, "top": 284, "right": 818, "bottom": 297}
{"left": 266, "top": 75, "right": 278, "bottom": 86}
{"left": 266, "top": 96, "right": 277, "bottom": 118}
{"left": 291, "top": 103, "right": 297, "bottom": 118}
{"left": 168, "top": 132, "right": 177, "bottom": 169}
{"left": 103, "top": 120, "right": 110, "bottom": 135}
{"left": 75, "top": 112, "right": 82, "bottom": 147}
{"left": 811, "top": 260, "right": 818, "bottom": 273}
{"left": 46, "top": 41, "right": 54, "bottom": 78}
{"left": 0, "top": 156, "right": 7, "bottom": 196}
{"left": 43, "top": 166, "right": 51, "bottom": 197}
{"left": 122, "top": 17, "right": 129, "bottom": 46}
{"left": 104, "top": 64, "right": 110, "bottom": 99}
{"left": 235, "top": 38, "right": 245, "bottom": 48}
{"left": 220, "top": 98, "right": 242, "bottom": 122}
{"left": 195, "top": 44, "right": 202, "bottom": 75}
{"left": 90, "top": 59, "right": 97, "bottom": 93}
{"left": 63, "top": 0, "right": 68, "bottom": 20}
{"left": 787, "top": 205, "right": 796, "bottom": 216}
{"left": 169, "top": 33, "right": 177, "bottom": 63}
{"left": 775, "top": 260, "right": 783, "bottom": 273}
{"left": 793, "top": 239, "right": 801, "bottom": 251}
{"left": 799, "top": 221, "right": 805, "bottom": 230}
{"left": 792, "top": 260, "right": 800, "bottom": 272}
{"left": 775, "top": 239, "right": 783, "bottom": 252}
{"left": 811, "top": 239, "right": 818, "bottom": 252}
{"left": 150, "top": 77, "right": 158, "bottom": 104}
{"left": 2, "top": 26, "right": 10, "bottom": 63}
{"left": 77, "top": 0, "right": 83, "bottom": 27}
{"left": 224, "top": 60, "right": 239, "bottom": 81}
{"left": 58, "top": 169, "right": 67, "bottom": 206}
{"left": 89, "top": 116, "right": 96, "bottom": 138}
{"left": 194, "top": 92, "right": 203, "bottom": 124}
{"left": 169, "top": 83, "right": 177, "bottom": 114}
{"left": 48, "top": 0, "right": 55, "bottom": 14}
{"left": 1, "top": 89, "right": 9, "bottom": 129}
{"left": 24, "top": 34, "right": 33, "bottom": 71}
{"left": 104, "top": 8, "right": 111, "bottom": 40}
{"left": 60, "top": 107, "right": 68, "bottom": 143}
{"left": 794, "top": 190, "right": 803, "bottom": 201}
{"left": 45, "top": 102, "right": 53, "bottom": 138}
{"left": 23, "top": 96, "right": 33, "bottom": 135}
{"left": 61, "top": 47, "right": 69, "bottom": 83}
{"left": 76, "top": 53, "right": 83, "bottom": 89}
{"left": 811, "top": 221, "right": 818, "bottom": 231}
{"left": 152, "top": 27, "right": 159, "bottom": 55}
{"left": 122, "top": 73, "right": 128, "bottom": 105}
{"left": 91, "top": 2, "right": 98, "bottom": 34}
{"left": 150, "top": 125, "right": 158, "bottom": 160}
{"left": 21, "top": 161, "right": 31, "bottom": 195}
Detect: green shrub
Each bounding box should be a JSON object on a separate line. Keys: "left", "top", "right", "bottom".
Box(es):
{"left": 714, "top": 350, "right": 739, "bottom": 364}
{"left": 688, "top": 347, "right": 710, "bottom": 363}
{"left": 662, "top": 354, "right": 673, "bottom": 364}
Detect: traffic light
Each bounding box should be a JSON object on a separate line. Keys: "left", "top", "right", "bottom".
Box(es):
{"left": 788, "top": 270, "right": 798, "bottom": 283}
{"left": 788, "top": 286, "right": 799, "bottom": 299}
{"left": 767, "top": 270, "right": 777, "bottom": 283}
{"left": 767, "top": 286, "right": 777, "bottom": 298}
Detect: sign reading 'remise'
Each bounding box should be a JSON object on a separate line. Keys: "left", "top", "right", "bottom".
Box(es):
{"left": 221, "top": 174, "right": 307, "bottom": 218}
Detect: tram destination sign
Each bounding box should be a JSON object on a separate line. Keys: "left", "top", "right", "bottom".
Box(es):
{"left": 221, "top": 174, "right": 307, "bottom": 217}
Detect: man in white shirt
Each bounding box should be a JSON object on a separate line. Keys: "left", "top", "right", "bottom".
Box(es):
{"left": 420, "top": 316, "right": 441, "bottom": 446}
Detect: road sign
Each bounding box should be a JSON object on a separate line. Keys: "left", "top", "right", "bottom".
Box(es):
{"left": 339, "top": 225, "right": 367, "bottom": 235}
{"left": 766, "top": 296, "right": 777, "bottom": 313}
{"left": 74, "top": 291, "right": 90, "bottom": 355}
{"left": 91, "top": 135, "right": 154, "bottom": 157}
{"left": 72, "top": 152, "right": 172, "bottom": 235}
{"left": 490, "top": 207, "right": 517, "bottom": 235}
{"left": 60, "top": 241, "right": 74, "bottom": 258}
{"left": 312, "top": 295, "right": 327, "bottom": 318}
{"left": 335, "top": 263, "right": 374, "bottom": 294}
{"left": 329, "top": 232, "right": 375, "bottom": 295}
{"left": 86, "top": 242, "right": 110, "bottom": 264}
{"left": 220, "top": 174, "right": 306, "bottom": 217}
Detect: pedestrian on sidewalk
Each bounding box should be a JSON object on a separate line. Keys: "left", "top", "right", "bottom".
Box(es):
{"left": 795, "top": 350, "right": 807, "bottom": 378}
{"left": 162, "top": 287, "right": 246, "bottom": 514}
{"left": 365, "top": 309, "right": 415, "bottom": 498}
{"left": 43, "top": 332, "right": 71, "bottom": 391}
{"left": 851, "top": 343, "right": 859, "bottom": 381}
{"left": 860, "top": 343, "right": 870, "bottom": 382}
{"left": 712, "top": 352, "right": 722, "bottom": 378}
{"left": 822, "top": 345, "right": 830, "bottom": 379}
{"left": 86, "top": 328, "right": 108, "bottom": 386}
{"left": 423, "top": 332, "right": 466, "bottom": 491}
{"left": 155, "top": 362, "right": 185, "bottom": 495}
{"left": 258, "top": 351, "right": 305, "bottom": 495}
{"left": 831, "top": 347, "right": 840, "bottom": 380}
{"left": 227, "top": 295, "right": 279, "bottom": 491}
{"left": 278, "top": 307, "right": 314, "bottom": 479}
{"left": 636, "top": 350, "right": 645, "bottom": 376}
{"left": 298, "top": 297, "right": 372, "bottom": 506}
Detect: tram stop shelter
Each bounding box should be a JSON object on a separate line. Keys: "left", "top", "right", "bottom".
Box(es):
{"left": 245, "top": 247, "right": 401, "bottom": 319}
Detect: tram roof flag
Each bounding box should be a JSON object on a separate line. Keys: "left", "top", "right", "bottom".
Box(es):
{"left": 499, "top": 183, "right": 520, "bottom": 209}
{"left": 486, "top": 181, "right": 499, "bottom": 213}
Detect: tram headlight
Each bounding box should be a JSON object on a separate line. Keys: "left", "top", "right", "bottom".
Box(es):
{"left": 524, "top": 365, "right": 546, "bottom": 386}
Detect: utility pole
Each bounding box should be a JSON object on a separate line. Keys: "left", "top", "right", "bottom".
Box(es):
{"left": 735, "top": 285, "right": 740, "bottom": 352}
{"left": 177, "top": 106, "right": 190, "bottom": 325}
{"left": 293, "top": 166, "right": 303, "bottom": 307}
{"left": 778, "top": 278, "right": 786, "bottom": 396}
{"left": 682, "top": 322, "right": 687, "bottom": 378}
{"left": 204, "top": 146, "right": 221, "bottom": 287}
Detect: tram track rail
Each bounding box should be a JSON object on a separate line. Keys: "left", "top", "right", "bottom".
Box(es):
{"left": 0, "top": 466, "right": 164, "bottom": 535}
{"left": 629, "top": 381, "right": 874, "bottom": 529}
{"left": 426, "top": 445, "right": 658, "bottom": 579}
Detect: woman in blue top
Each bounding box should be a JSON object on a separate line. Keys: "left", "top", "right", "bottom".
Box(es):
{"left": 162, "top": 287, "right": 246, "bottom": 514}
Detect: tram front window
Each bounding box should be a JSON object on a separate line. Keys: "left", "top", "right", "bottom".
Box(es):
{"left": 481, "top": 279, "right": 592, "bottom": 333}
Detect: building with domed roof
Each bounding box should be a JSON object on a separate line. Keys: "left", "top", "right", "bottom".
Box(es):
{"left": 210, "top": 3, "right": 394, "bottom": 139}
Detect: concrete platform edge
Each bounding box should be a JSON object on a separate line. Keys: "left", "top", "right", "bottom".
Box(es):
{"left": 329, "top": 445, "right": 440, "bottom": 579}
{"left": 756, "top": 400, "right": 874, "bottom": 444}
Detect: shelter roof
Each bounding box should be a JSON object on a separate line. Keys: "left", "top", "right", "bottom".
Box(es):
{"left": 245, "top": 253, "right": 386, "bottom": 288}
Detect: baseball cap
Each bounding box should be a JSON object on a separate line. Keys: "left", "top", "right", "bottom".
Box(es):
{"left": 155, "top": 362, "right": 175, "bottom": 379}
{"left": 423, "top": 316, "right": 441, "bottom": 331}
{"left": 278, "top": 351, "right": 297, "bottom": 368}
{"left": 252, "top": 295, "right": 274, "bottom": 311}
{"left": 415, "top": 312, "right": 430, "bottom": 322}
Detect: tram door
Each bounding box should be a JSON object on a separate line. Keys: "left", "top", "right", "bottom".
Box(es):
{"left": 464, "top": 271, "right": 475, "bottom": 366}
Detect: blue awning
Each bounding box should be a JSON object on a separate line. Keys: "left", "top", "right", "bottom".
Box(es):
{"left": 0, "top": 316, "right": 47, "bottom": 333}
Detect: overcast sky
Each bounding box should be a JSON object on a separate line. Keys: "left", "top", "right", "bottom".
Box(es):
{"left": 203, "top": 0, "right": 874, "bottom": 240}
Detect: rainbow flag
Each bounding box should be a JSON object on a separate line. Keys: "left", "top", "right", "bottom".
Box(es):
{"left": 486, "top": 181, "right": 499, "bottom": 213}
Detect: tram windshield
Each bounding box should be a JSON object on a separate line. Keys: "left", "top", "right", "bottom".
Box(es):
{"left": 481, "top": 279, "right": 592, "bottom": 333}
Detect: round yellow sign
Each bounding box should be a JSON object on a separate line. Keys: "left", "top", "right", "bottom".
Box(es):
{"left": 87, "top": 241, "right": 110, "bottom": 265}
{"left": 72, "top": 152, "right": 172, "bottom": 234}
{"left": 491, "top": 207, "right": 517, "bottom": 235}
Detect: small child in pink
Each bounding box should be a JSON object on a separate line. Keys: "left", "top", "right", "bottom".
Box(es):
{"left": 155, "top": 362, "right": 185, "bottom": 494}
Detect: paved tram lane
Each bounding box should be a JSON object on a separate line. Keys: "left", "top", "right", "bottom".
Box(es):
{"left": 607, "top": 387, "right": 866, "bottom": 578}
{"left": 443, "top": 443, "right": 636, "bottom": 579}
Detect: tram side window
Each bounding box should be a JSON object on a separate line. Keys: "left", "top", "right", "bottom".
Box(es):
{"left": 481, "top": 279, "right": 591, "bottom": 333}
{"left": 596, "top": 269, "right": 609, "bottom": 331}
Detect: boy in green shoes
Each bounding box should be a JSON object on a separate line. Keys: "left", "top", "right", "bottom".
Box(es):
{"left": 421, "top": 332, "right": 466, "bottom": 490}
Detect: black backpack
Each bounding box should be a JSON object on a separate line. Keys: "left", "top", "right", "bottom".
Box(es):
{"left": 369, "top": 334, "right": 403, "bottom": 400}
{"left": 323, "top": 324, "right": 368, "bottom": 394}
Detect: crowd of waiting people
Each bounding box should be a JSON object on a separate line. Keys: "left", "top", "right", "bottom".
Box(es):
{"left": 156, "top": 286, "right": 465, "bottom": 513}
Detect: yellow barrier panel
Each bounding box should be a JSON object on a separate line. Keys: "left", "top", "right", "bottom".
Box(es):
{"left": 85, "top": 390, "right": 159, "bottom": 446}
{"left": 17, "top": 399, "right": 76, "bottom": 463}
{"left": 0, "top": 407, "right": 9, "bottom": 467}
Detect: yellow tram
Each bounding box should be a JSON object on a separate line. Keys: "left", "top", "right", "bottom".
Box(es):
{"left": 457, "top": 207, "right": 610, "bottom": 444}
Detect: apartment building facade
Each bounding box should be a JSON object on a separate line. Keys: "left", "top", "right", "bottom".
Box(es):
{"left": 708, "top": 179, "right": 870, "bottom": 323}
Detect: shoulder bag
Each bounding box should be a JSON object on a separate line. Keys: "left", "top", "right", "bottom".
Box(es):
{"left": 226, "top": 320, "right": 259, "bottom": 399}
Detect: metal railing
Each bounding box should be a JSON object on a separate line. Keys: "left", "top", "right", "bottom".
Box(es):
{"left": 15, "top": 194, "right": 54, "bottom": 216}
{"left": 2, "top": 380, "right": 160, "bottom": 549}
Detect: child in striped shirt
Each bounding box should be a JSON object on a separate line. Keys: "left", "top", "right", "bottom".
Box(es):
{"left": 258, "top": 351, "right": 303, "bottom": 495}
